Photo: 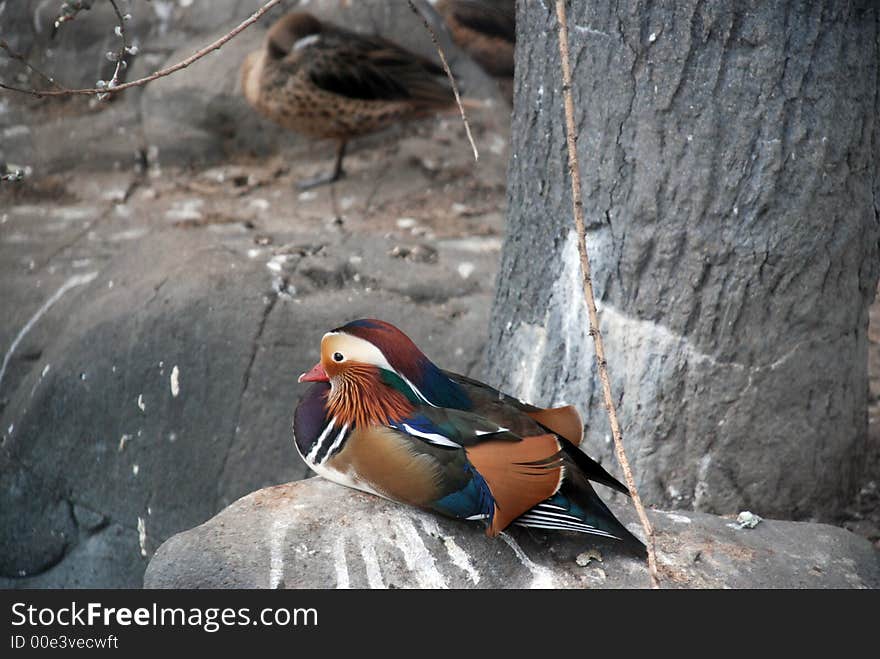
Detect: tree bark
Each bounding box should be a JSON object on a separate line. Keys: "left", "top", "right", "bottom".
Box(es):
{"left": 487, "top": 0, "right": 880, "bottom": 520}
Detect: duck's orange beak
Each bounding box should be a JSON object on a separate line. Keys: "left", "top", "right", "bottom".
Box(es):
{"left": 298, "top": 361, "right": 329, "bottom": 383}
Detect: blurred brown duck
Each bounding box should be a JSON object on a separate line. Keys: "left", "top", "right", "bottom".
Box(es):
{"left": 241, "top": 12, "right": 458, "bottom": 188}
{"left": 435, "top": 0, "right": 515, "bottom": 101}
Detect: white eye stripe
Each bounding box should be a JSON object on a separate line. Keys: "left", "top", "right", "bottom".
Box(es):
{"left": 322, "top": 333, "right": 394, "bottom": 370}
{"left": 321, "top": 331, "right": 439, "bottom": 407}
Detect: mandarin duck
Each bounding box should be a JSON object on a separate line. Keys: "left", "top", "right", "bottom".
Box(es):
{"left": 294, "top": 319, "right": 645, "bottom": 554}
{"left": 241, "top": 12, "right": 458, "bottom": 189}
{"left": 435, "top": 0, "right": 515, "bottom": 103}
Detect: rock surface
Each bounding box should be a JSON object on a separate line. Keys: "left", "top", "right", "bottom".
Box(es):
{"left": 0, "top": 101, "right": 510, "bottom": 586}
{"left": 144, "top": 478, "right": 880, "bottom": 589}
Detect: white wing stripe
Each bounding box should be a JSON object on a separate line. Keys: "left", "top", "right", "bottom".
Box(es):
{"left": 401, "top": 423, "right": 461, "bottom": 448}
{"left": 514, "top": 519, "right": 620, "bottom": 539}
{"left": 517, "top": 512, "right": 590, "bottom": 525}
{"left": 516, "top": 512, "right": 618, "bottom": 536}
{"left": 522, "top": 509, "right": 598, "bottom": 526}
{"left": 534, "top": 502, "right": 568, "bottom": 512}
{"left": 474, "top": 426, "right": 509, "bottom": 436}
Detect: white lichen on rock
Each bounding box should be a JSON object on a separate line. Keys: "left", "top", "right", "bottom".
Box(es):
{"left": 170, "top": 365, "right": 180, "bottom": 397}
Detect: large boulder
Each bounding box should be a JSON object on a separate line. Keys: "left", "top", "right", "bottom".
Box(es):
{"left": 0, "top": 127, "right": 508, "bottom": 587}
{"left": 0, "top": 223, "right": 496, "bottom": 586}
{"left": 144, "top": 477, "right": 880, "bottom": 589}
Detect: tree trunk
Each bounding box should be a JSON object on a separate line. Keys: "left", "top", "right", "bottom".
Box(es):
{"left": 487, "top": 0, "right": 880, "bottom": 520}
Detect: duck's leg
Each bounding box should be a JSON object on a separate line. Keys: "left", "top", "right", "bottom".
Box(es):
{"left": 297, "top": 140, "right": 348, "bottom": 190}
{"left": 330, "top": 140, "right": 347, "bottom": 181}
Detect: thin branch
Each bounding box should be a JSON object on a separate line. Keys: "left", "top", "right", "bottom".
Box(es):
{"left": 0, "top": 0, "right": 282, "bottom": 99}
{"left": 407, "top": 0, "right": 479, "bottom": 162}
{"left": 53, "top": 0, "right": 95, "bottom": 33}
{"left": 104, "top": 0, "right": 130, "bottom": 93}
{"left": 553, "top": 0, "right": 660, "bottom": 589}
{"left": 0, "top": 40, "right": 67, "bottom": 91}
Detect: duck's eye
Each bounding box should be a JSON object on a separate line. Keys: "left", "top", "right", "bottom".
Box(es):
{"left": 333, "top": 352, "right": 344, "bottom": 362}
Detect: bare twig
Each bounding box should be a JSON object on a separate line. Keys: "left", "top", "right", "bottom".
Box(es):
{"left": 0, "top": 40, "right": 67, "bottom": 91}
{"left": 54, "top": 0, "right": 95, "bottom": 32}
{"left": 407, "top": 0, "right": 479, "bottom": 162}
{"left": 103, "top": 0, "right": 130, "bottom": 94}
{"left": 0, "top": 0, "right": 282, "bottom": 99}
{"left": 553, "top": 0, "right": 660, "bottom": 588}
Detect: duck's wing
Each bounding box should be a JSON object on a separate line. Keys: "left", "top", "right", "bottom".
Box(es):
{"left": 297, "top": 391, "right": 640, "bottom": 548}
{"left": 387, "top": 404, "right": 563, "bottom": 535}
{"left": 390, "top": 405, "right": 640, "bottom": 546}
{"left": 291, "top": 28, "right": 454, "bottom": 107}
{"left": 515, "top": 485, "right": 646, "bottom": 556}
{"left": 447, "top": 0, "right": 516, "bottom": 43}
{"left": 444, "top": 370, "right": 631, "bottom": 496}
{"left": 439, "top": 0, "right": 515, "bottom": 77}
{"left": 388, "top": 405, "right": 521, "bottom": 448}
{"left": 446, "top": 370, "right": 582, "bottom": 443}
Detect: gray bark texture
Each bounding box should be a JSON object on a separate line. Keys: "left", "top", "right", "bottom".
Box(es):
{"left": 486, "top": 0, "right": 880, "bottom": 519}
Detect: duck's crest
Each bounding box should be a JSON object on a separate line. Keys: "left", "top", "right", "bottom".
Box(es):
{"left": 336, "top": 319, "right": 471, "bottom": 409}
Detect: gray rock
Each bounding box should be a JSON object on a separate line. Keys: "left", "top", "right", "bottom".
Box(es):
{"left": 7, "top": 101, "right": 144, "bottom": 174}
{"left": 486, "top": 0, "right": 880, "bottom": 520}
{"left": 8, "top": 521, "right": 145, "bottom": 589}
{"left": 0, "top": 469, "right": 75, "bottom": 578}
{"left": 144, "top": 478, "right": 880, "bottom": 589}
{"left": 0, "top": 229, "right": 494, "bottom": 586}
{"left": 72, "top": 504, "right": 108, "bottom": 533}
{"left": 0, "top": 121, "right": 507, "bottom": 587}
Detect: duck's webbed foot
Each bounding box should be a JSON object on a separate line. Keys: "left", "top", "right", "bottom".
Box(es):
{"left": 296, "top": 140, "right": 347, "bottom": 190}
{"left": 296, "top": 169, "right": 346, "bottom": 190}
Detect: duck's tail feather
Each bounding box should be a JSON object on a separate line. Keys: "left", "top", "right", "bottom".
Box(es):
{"left": 515, "top": 487, "right": 646, "bottom": 557}
{"left": 558, "top": 439, "right": 631, "bottom": 496}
